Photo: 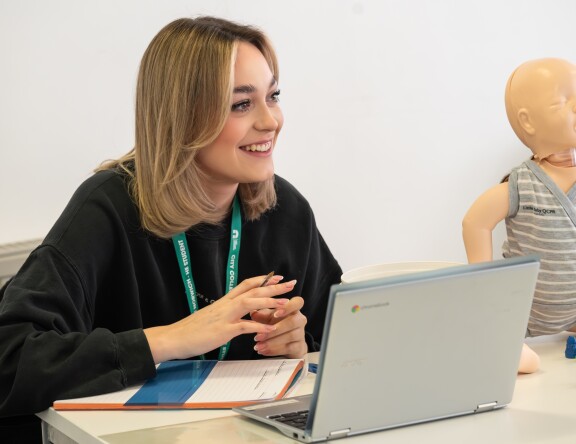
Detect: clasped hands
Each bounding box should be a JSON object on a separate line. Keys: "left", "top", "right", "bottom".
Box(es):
{"left": 144, "top": 274, "right": 308, "bottom": 364}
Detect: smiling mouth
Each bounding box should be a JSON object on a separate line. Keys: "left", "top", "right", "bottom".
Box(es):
{"left": 239, "top": 141, "right": 272, "bottom": 152}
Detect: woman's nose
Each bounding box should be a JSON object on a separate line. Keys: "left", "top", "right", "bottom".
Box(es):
{"left": 255, "top": 105, "right": 280, "bottom": 131}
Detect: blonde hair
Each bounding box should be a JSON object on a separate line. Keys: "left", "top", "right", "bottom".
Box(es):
{"left": 98, "top": 17, "right": 278, "bottom": 238}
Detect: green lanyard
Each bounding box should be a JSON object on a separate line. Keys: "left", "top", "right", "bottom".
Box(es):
{"left": 171, "top": 195, "right": 242, "bottom": 360}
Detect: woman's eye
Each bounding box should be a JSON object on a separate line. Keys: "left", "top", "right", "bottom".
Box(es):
{"left": 269, "top": 89, "right": 281, "bottom": 103}
{"left": 231, "top": 100, "right": 251, "bottom": 112}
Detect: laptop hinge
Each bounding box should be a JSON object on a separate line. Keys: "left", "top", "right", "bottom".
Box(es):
{"left": 329, "top": 428, "right": 351, "bottom": 439}
{"left": 475, "top": 402, "right": 498, "bottom": 413}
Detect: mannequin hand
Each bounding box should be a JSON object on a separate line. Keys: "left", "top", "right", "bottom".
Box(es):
{"left": 518, "top": 343, "right": 540, "bottom": 374}
{"left": 144, "top": 276, "right": 297, "bottom": 363}
{"left": 251, "top": 296, "right": 308, "bottom": 358}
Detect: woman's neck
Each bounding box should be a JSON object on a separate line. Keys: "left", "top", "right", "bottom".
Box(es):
{"left": 206, "top": 182, "right": 239, "bottom": 212}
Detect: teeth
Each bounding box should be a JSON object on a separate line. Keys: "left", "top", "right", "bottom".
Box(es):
{"left": 242, "top": 141, "right": 272, "bottom": 152}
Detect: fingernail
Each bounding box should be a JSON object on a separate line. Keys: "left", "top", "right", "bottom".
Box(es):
{"left": 270, "top": 275, "right": 284, "bottom": 284}
{"left": 273, "top": 309, "right": 285, "bottom": 318}
{"left": 254, "top": 333, "right": 265, "bottom": 341}
{"left": 254, "top": 343, "right": 267, "bottom": 354}
{"left": 276, "top": 298, "right": 289, "bottom": 305}
{"left": 285, "top": 279, "right": 297, "bottom": 288}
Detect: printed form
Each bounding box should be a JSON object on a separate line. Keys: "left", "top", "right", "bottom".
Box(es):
{"left": 53, "top": 358, "right": 305, "bottom": 410}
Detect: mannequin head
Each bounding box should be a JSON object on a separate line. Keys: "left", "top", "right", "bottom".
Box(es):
{"left": 505, "top": 58, "right": 576, "bottom": 161}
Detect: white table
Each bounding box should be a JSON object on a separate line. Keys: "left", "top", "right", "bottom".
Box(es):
{"left": 38, "top": 332, "right": 576, "bottom": 443}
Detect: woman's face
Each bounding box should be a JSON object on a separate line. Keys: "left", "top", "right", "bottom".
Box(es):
{"left": 196, "top": 42, "right": 283, "bottom": 189}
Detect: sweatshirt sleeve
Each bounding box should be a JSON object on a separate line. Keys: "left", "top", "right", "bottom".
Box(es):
{"left": 301, "top": 226, "right": 343, "bottom": 352}
{"left": 0, "top": 246, "right": 156, "bottom": 416}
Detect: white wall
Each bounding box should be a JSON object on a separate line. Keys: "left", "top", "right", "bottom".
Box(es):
{"left": 1, "top": 0, "right": 575, "bottom": 273}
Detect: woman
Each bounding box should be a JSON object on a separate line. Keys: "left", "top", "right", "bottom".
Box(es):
{"left": 0, "top": 16, "right": 342, "bottom": 441}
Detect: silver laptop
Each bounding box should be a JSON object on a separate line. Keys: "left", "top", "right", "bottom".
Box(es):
{"left": 234, "top": 256, "right": 540, "bottom": 442}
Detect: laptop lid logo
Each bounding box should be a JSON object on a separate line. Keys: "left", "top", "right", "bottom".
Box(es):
{"left": 351, "top": 302, "right": 390, "bottom": 313}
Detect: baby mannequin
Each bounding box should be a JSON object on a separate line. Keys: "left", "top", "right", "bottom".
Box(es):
{"left": 462, "top": 58, "right": 576, "bottom": 374}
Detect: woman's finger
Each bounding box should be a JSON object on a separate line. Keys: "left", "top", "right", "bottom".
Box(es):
{"left": 228, "top": 297, "right": 290, "bottom": 318}
{"left": 275, "top": 296, "right": 304, "bottom": 318}
{"left": 224, "top": 276, "right": 295, "bottom": 300}
{"left": 255, "top": 331, "right": 308, "bottom": 358}
{"left": 252, "top": 296, "right": 303, "bottom": 323}
{"left": 228, "top": 319, "right": 278, "bottom": 337}
{"left": 223, "top": 275, "right": 273, "bottom": 300}
{"left": 253, "top": 306, "right": 308, "bottom": 357}
{"left": 250, "top": 308, "right": 275, "bottom": 324}
{"left": 254, "top": 308, "right": 307, "bottom": 342}
{"left": 255, "top": 338, "right": 307, "bottom": 358}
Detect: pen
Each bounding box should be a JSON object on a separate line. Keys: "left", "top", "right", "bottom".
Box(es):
{"left": 253, "top": 272, "right": 276, "bottom": 316}
{"left": 259, "top": 271, "right": 275, "bottom": 287}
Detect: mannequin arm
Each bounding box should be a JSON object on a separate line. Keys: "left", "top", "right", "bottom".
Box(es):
{"left": 462, "top": 182, "right": 510, "bottom": 263}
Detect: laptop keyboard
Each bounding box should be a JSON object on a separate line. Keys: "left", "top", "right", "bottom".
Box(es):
{"left": 268, "top": 410, "right": 309, "bottom": 430}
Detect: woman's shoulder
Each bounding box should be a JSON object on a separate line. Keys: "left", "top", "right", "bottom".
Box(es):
{"left": 44, "top": 168, "right": 138, "bottom": 245}
{"left": 64, "top": 168, "right": 135, "bottom": 214}
{"left": 266, "top": 175, "right": 317, "bottom": 228}
{"left": 273, "top": 175, "right": 312, "bottom": 211}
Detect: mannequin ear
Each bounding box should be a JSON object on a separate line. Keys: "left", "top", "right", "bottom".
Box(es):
{"left": 517, "top": 108, "right": 535, "bottom": 135}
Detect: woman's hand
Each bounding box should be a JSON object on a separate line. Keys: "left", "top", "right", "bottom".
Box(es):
{"left": 144, "top": 275, "right": 297, "bottom": 363}
{"left": 250, "top": 294, "right": 308, "bottom": 359}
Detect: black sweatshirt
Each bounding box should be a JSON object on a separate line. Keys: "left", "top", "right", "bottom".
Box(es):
{"left": 0, "top": 170, "right": 342, "bottom": 417}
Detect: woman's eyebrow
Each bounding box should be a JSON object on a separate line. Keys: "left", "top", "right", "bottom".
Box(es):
{"left": 233, "top": 84, "right": 256, "bottom": 94}
{"left": 233, "top": 78, "right": 277, "bottom": 94}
